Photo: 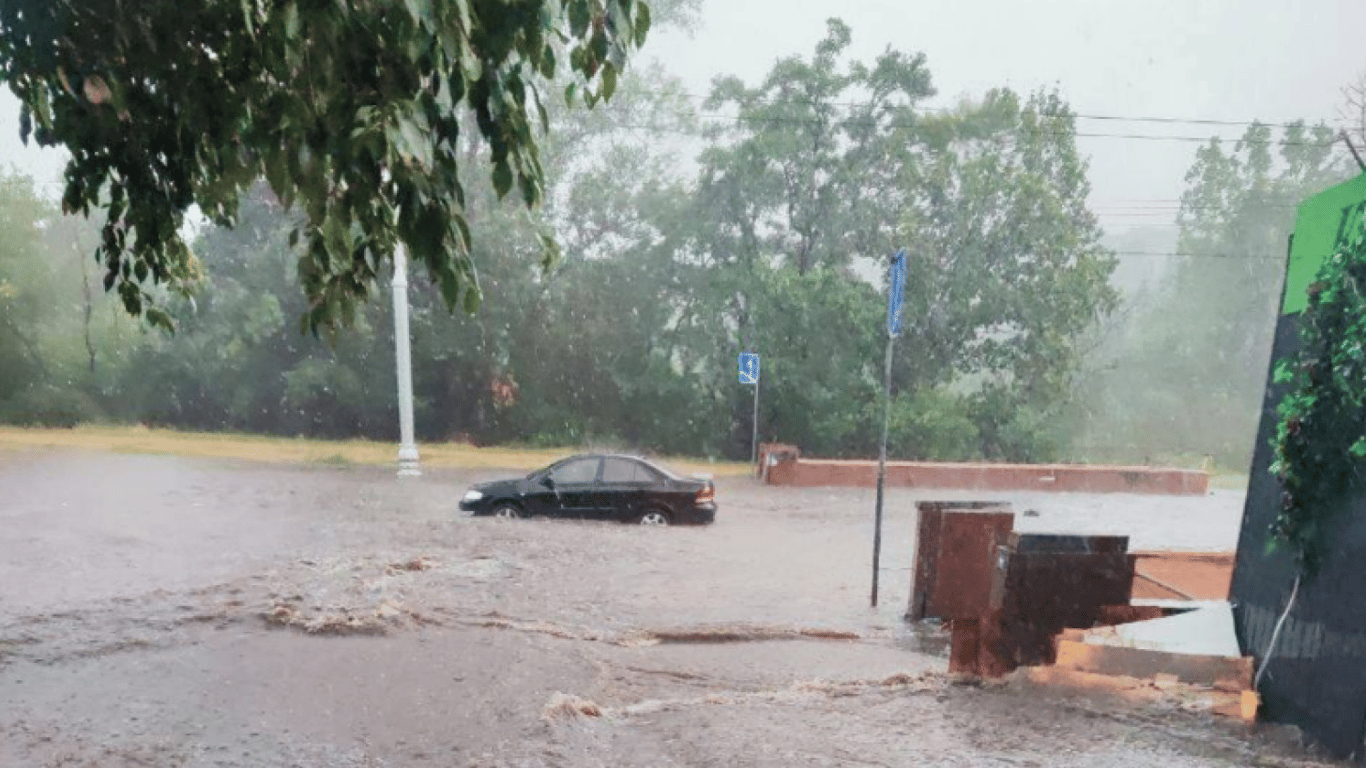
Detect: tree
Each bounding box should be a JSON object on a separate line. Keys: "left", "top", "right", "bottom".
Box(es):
{"left": 103, "top": 41, "right": 708, "bottom": 447}
{"left": 678, "top": 19, "right": 935, "bottom": 457}
{"left": 1341, "top": 69, "right": 1366, "bottom": 152}
{"left": 0, "top": 0, "right": 653, "bottom": 334}
{"left": 0, "top": 14, "right": 1120, "bottom": 463}
{"left": 116, "top": 181, "right": 395, "bottom": 436}
{"left": 1098, "top": 122, "right": 1351, "bottom": 467}
{"left": 0, "top": 167, "right": 57, "bottom": 394}
{"left": 674, "top": 22, "right": 1116, "bottom": 461}
{"left": 900, "top": 89, "right": 1118, "bottom": 461}
{"left": 695, "top": 18, "right": 934, "bottom": 278}
{"left": 0, "top": 165, "right": 126, "bottom": 426}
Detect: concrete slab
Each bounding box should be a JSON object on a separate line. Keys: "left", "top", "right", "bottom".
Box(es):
{"left": 1016, "top": 666, "right": 1257, "bottom": 722}
{"left": 1079, "top": 602, "right": 1242, "bottom": 658}
{"left": 1054, "top": 639, "right": 1254, "bottom": 691}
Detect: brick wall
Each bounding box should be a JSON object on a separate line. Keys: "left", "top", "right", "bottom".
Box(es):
{"left": 763, "top": 455, "right": 1209, "bottom": 496}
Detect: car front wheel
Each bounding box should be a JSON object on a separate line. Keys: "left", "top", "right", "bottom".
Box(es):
{"left": 637, "top": 509, "right": 671, "bottom": 526}
{"left": 492, "top": 504, "right": 522, "bottom": 520}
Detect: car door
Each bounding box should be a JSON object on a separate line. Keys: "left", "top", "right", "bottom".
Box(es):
{"left": 521, "top": 469, "right": 559, "bottom": 516}
{"left": 597, "top": 457, "right": 653, "bottom": 522}
{"left": 546, "top": 457, "right": 602, "bottom": 519}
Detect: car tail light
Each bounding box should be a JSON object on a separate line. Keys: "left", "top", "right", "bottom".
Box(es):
{"left": 695, "top": 483, "right": 714, "bottom": 502}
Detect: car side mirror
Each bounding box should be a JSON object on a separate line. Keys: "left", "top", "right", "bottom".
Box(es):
{"left": 540, "top": 475, "right": 554, "bottom": 488}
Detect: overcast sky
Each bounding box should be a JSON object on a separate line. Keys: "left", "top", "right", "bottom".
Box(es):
{"left": 2, "top": 0, "right": 1363, "bottom": 239}
{"left": 643, "top": 0, "right": 1366, "bottom": 235}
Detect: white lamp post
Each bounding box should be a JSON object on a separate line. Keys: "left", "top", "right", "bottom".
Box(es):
{"left": 393, "top": 244, "right": 421, "bottom": 477}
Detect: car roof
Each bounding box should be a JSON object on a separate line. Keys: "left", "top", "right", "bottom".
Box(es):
{"left": 558, "top": 453, "right": 675, "bottom": 473}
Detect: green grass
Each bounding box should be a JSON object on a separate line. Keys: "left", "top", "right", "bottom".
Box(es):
{"left": 0, "top": 423, "right": 755, "bottom": 476}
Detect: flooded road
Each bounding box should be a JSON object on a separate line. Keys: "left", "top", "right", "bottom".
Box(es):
{"left": 0, "top": 449, "right": 1333, "bottom": 766}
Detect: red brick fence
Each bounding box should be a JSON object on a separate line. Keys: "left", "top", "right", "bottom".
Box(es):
{"left": 757, "top": 444, "right": 1209, "bottom": 496}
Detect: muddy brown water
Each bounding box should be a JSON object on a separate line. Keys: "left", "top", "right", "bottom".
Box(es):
{"left": 0, "top": 448, "right": 1341, "bottom": 767}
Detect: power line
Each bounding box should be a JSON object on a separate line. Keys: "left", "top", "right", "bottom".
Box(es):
{"left": 600, "top": 105, "right": 1345, "bottom": 149}
{"left": 1111, "top": 250, "right": 1283, "bottom": 261}
{"left": 671, "top": 90, "right": 1325, "bottom": 132}
{"left": 686, "top": 110, "right": 1338, "bottom": 147}
{"left": 1093, "top": 203, "right": 1299, "bottom": 209}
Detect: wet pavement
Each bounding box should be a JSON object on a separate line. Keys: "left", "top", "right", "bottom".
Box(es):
{"left": 0, "top": 448, "right": 1342, "bottom": 766}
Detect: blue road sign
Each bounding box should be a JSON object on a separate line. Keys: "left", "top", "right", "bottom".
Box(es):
{"left": 887, "top": 249, "right": 907, "bottom": 337}
{"left": 738, "top": 352, "right": 760, "bottom": 385}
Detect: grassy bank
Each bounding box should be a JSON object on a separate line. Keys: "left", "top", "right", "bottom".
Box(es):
{"left": 0, "top": 424, "right": 755, "bottom": 477}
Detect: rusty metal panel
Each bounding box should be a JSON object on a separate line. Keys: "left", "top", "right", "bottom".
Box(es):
{"left": 1007, "top": 533, "right": 1129, "bottom": 555}
{"left": 969, "top": 535, "right": 1140, "bottom": 675}
{"left": 908, "top": 501, "right": 1014, "bottom": 621}
{"left": 908, "top": 505, "right": 944, "bottom": 620}
{"left": 929, "top": 511, "right": 1016, "bottom": 619}
{"left": 994, "top": 553, "right": 1136, "bottom": 613}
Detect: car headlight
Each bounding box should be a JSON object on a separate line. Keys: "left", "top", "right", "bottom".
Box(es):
{"left": 463, "top": 489, "right": 485, "bottom": 502}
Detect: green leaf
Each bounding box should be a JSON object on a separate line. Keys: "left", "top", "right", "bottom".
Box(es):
{"left": 1351, "top": 439, "right": 1366, "bottom": 458}
{"left": 633, "top": 2, "right": 651, "bottom": 48}
{"left": 438, "top": 266, "right": 460, "bottom": 309}
{"left": 402, "top": 0, "right": 434, "bottom": 28}
{"left": 18, "top": 104, "right": 31, "bottom": 145}
{"left": 462, "top": 283, "right": 481, "bottom": 314}
{"left": 435, "top": 74, "right": 454, "bottom": 111}
{"left": 263, "top": 147, "right": 289, "bottom": 203}
{"left": 491, "top": 161, "right": 513, "bottom": 199}
{"left": 568, "top": 0, "right": 591, "bottom": 37}
{"left": 1273, "top": 361, "right": 1295, "bottom": 384}
{"left": 450, "top": 0, "right": 473, "bottom": 31}
{"left": 539, "top": 43, "right": 557, "bottom": 80}
{"left": 532, "top": 88, "right": 549, "bottom": 133}
{"left": 452, "top": 214, "right": 472, "bottom": 251}
{"left": 323, "top": 212, "right": 349, "bottom": 265}
{"left": 32, "top": 95, "right": 52, "bottom": 132}
{"left": 241, "top": 0, "right": 256, "bottom": 35}
{"left": 399, "top": 116, "right": 433, "bottom": 168}
{"left": 537, "top": 230, "right": 560, "bottom": 271}
{"left": 518, "top": 170, "right": 538, "bottom": 207}
{"left": 284, "top": 2, "right": 300, "bottom": 38}
{"left": 601, "top": 61, "right": 618, "bottom": 101}
{"left": 589, "top": 28, "right": 609, "bottom": 64}
{"left": 146, "top": 307, "right": 174, "bottom": 333}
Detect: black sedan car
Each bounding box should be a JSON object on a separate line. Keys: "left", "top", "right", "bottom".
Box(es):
{"left": 459, "top": 453, "right": 716, "bottom": 526}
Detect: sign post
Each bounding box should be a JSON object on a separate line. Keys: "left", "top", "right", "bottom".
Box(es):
{"left": 872, "top": 249, "right": 906, "bottom": 608}
{"left": 739, "top": 352, "right": 761, "bottom": 466}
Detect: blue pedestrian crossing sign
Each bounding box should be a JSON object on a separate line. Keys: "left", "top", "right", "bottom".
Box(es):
{"left": 738, "top": 353, "right": 760, "bottom": 385}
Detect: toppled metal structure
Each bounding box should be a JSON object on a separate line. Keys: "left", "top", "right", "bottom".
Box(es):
{"left": 906, "top": 500, "right": 1255, "bottom": 722}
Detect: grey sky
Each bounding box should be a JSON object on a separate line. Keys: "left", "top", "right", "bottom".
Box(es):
{"left": 643, "top": 0, "right": 1366, "bottom": 234}
{"left": 2, "top": 0, "right": 1363, "bottom": 240}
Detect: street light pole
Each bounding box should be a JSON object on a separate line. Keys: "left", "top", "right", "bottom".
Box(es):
{"left": 393, "top": 245, "right": 420, "bottom": 477}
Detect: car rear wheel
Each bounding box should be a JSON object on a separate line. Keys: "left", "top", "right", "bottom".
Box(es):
{"left": 492, "top": 504, "right": 522, "bottom": 520}
{"left": 637, "top": 509, "right": 671, "bottom": 526}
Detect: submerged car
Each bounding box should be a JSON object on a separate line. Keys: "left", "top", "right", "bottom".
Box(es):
{"left": 459, "top": 453, "right": 717, "bottom": 526}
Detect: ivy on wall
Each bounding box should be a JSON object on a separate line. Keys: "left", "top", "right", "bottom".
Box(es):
{"left": 1269, "top": 203, "right": 1366, "bottom": 577}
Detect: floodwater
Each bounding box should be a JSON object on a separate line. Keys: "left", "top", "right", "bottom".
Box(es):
{"left": 0, "top": 449, "right": 1339, "bottom": 767}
